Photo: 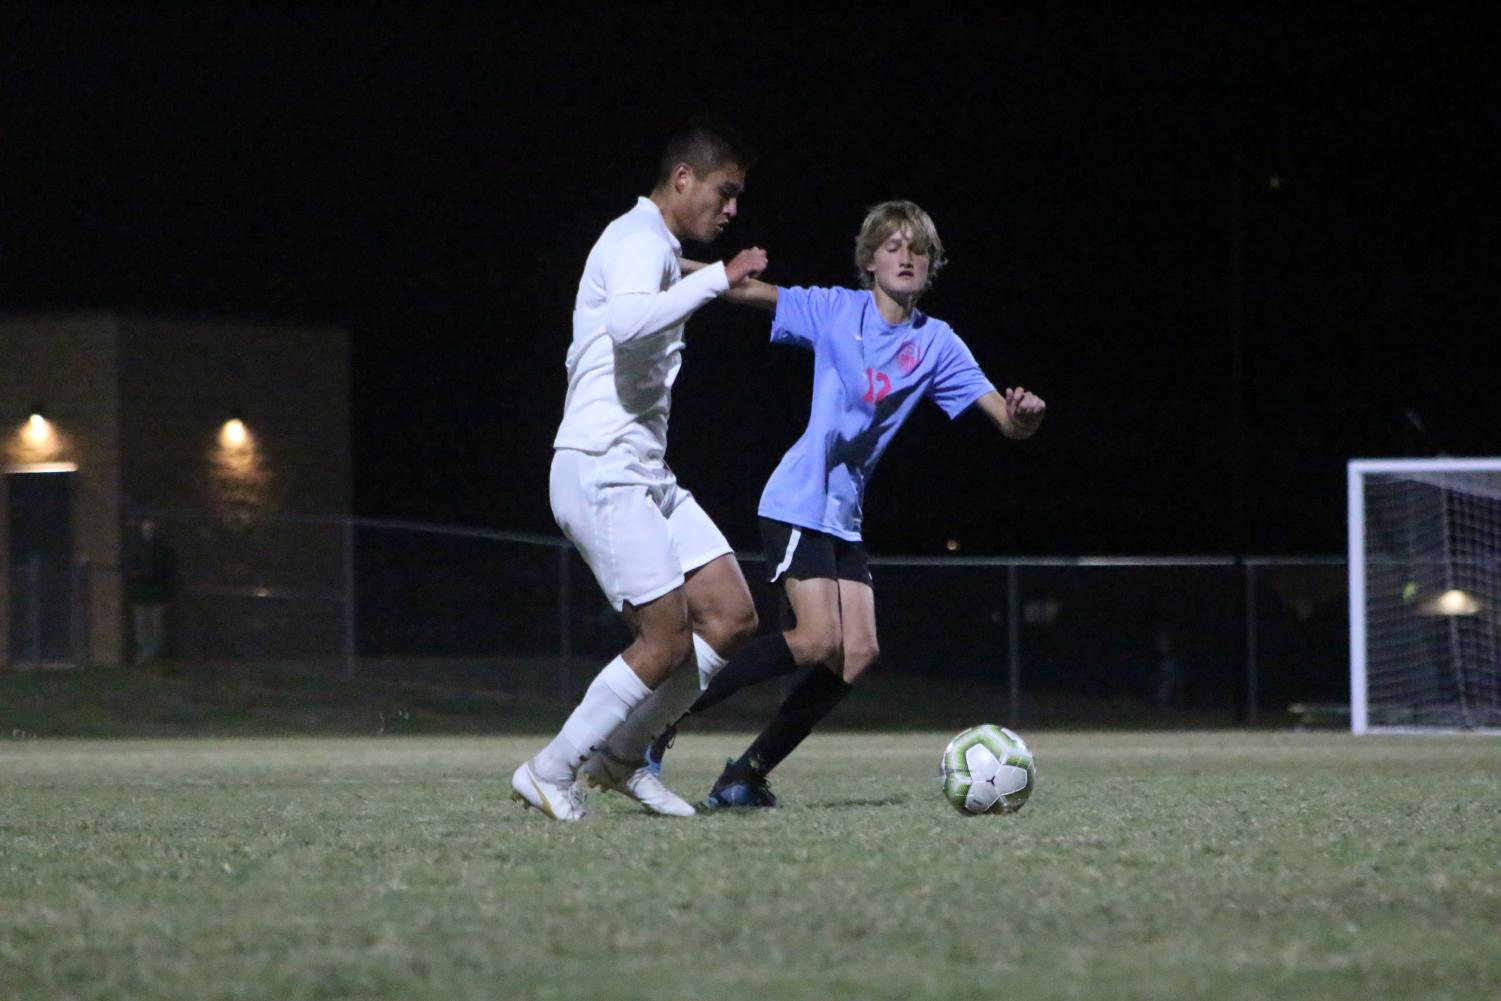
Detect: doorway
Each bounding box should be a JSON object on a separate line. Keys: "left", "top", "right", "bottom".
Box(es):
{"left": 6, "top": 468, "right": 78, "bottom": 664}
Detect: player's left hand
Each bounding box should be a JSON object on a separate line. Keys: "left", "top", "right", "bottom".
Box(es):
{"left": 1004, "top": 386, "right": 1046, "bottom": 435}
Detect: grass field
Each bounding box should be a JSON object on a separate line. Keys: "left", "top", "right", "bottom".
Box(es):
{"left": 2, "top": 731, "right": 1498, "bottom": 1001}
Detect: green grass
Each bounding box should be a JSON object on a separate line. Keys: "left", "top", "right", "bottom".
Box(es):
{"left": 2, "top": 732, "right": 1498, "bottom": 1000}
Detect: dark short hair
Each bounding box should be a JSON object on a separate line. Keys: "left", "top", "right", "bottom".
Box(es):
{"left": 654, "top": 118, "right": 755, "bottom": 188}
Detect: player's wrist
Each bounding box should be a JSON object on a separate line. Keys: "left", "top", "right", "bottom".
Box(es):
{"left": 1009, "top": 416, "right": 1041, "bottom": 439}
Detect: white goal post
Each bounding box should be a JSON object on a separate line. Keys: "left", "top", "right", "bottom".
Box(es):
{"left": 1348, "top": 458, "right": 1501, "bottom": 734}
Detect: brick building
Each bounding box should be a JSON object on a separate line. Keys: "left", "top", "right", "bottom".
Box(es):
{"left": 0, "top": 314, "right": 349, "bottom": 667}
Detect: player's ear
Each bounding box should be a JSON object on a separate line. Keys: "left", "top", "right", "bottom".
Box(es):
{"left": 673, "top": 163, "right": 692, "bottom": 195}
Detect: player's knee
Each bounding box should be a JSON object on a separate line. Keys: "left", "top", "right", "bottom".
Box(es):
{"left": 727, "top": 602, "right": 759, "bottom": 647}
{"left": 792, "top": 624, "right": 842, "bottom": 670}
{"left": 691, "top": 599, "right": 757, "bottom": 653}
{"left": 842, "top": 640, "right": 879, "bottom": 682}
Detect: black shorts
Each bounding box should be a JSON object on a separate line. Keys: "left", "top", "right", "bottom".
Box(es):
{"left": 759, "top": 518, "right": 873, "bottom": 587}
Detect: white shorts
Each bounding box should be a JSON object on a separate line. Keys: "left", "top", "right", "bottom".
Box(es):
{"left": 550, "top": 446, "right": 733, "bottom": 612}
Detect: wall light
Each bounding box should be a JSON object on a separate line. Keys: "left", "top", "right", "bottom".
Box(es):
{"left": 1419, "top": 589, "right": 1481, "bottom": 617}
{"left": 209, "top": 408, "right": 268, "bottom": 509}
{"left": 21, "top": 409, "right": 55, "bottom": 448}
{"left": 220, "top": 411, "right": 250, "bottom": 449}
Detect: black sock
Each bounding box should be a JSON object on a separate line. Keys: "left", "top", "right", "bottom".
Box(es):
{"left": 688, "top": 632, "right": 798, "bottom": 716}
{"left": 731, "top": 664, "right": 851, "bottom": 780}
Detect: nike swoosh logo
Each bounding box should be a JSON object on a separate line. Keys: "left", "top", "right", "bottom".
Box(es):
{"left": 527, "top": 769, "right": 557, "bottom": 819}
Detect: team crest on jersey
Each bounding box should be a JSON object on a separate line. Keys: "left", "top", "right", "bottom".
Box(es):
{"left": 897, "top": 341, "right": 922, "bottom": 375}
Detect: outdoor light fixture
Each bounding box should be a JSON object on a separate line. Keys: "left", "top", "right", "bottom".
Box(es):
{"left": 21, "top": 408, "right": 54, "bottom": 448}
{"left": 209, "top": 407, "right": 268, "bottom": 506}
{"left": 1418, "top": 588, "right": 1481, "bottom": 617}
{"left": 220, "top": 411, "right": 249, "bottom": 448}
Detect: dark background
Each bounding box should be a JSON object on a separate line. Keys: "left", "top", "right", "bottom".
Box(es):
{"left": 5, "top": 7, "right": 1495, "bottom": 556}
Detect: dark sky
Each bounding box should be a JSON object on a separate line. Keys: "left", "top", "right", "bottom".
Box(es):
{"left": 4, "top": 8, "right": 1496, "bottom": 555}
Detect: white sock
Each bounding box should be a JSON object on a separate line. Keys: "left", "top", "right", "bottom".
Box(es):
{"left": 532, "top": 656, "right": 651, "bottom": 783}
{"left": 598, "top": 634, "right": 728, "bottom": 771}
{"left": 692, "top": 633, "right": 728, "bottom": 690}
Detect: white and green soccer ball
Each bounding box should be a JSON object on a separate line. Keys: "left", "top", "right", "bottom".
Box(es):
{"left": 940, "top": 724, "right": 1036, "bottom": 815}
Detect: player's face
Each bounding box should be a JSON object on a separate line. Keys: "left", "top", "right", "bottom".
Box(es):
{"left": 681, "top": 164, "right": 746, "bottom": 243}
{"left": 867, "top": 227, "right": 931, "bottom": 300}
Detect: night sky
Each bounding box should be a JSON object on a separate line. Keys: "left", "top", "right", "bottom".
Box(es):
{"left": 5, "top": 8, "right": 1495, "bottom": 556}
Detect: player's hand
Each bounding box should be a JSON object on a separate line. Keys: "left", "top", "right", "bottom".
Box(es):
{"left": 725, "top": 247, "right": 768, "bottom": 286}
{"left": 1004, "top": 386, "right": 1046, "bottom": 435}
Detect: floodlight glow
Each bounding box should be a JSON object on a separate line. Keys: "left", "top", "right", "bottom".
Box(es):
{"left": 22, "top": 413, "right": 53, "bottom": 447}
{"left": 210, "top": 414, "right": 265, "bottom": 496}
{"left": 1419, "top": 589, "right": 1480, "bottom": 617}
{"left": 220, "top": 418, "right": 249, "bottom": 448}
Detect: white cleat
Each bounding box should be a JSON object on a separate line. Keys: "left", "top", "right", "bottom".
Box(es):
{"left": 580, "top": 754, "right": 696, "bottom": 817}
{"left": 510, "top": 760, "right": 587, "bottom": 821}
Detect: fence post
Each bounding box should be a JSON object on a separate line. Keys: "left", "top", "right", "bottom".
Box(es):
{"left": 1007, "top": 563, "right": 1021, "bottom": 725}
{"left": 343, "top": 517, "right": 356, "bottom": 679}
{"left": 1244, "top": 561, "right": 1258, "bottom": 725}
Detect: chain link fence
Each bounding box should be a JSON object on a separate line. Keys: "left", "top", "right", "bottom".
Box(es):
{"left": 9, "top": 513, "right": 1349, "bottom": 725}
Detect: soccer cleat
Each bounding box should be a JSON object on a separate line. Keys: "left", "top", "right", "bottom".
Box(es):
{"left": 510, "top": 760, "right": 587, "bottom": 821}
{"left": 580, "top": 751, "right": 695, "bottom": 817}
{"left": 643, "top": 724, "right": 677, "bottom": 778}
{"left": 701, "top": 757, "right": 778, "bottom": 810}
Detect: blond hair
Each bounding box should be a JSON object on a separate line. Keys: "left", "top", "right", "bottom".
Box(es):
{"left": 853, "top": 200, "right": 947, "bottom": 289}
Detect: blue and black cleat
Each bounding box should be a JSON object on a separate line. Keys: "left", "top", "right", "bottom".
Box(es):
{"left": 701, "top": 757, "right": 778, "bottom": 809}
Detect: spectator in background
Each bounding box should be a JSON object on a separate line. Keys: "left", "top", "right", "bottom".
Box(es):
{"left": 125, "top": 519, "right": 177, "bottom": 666}
{"left": 1152, "top": 624, "right": 1182, "bottom": 706}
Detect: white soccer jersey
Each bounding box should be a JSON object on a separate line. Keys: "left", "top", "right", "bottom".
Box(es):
{"left": 553, "top": 196, "right": 730, "bottom": 457}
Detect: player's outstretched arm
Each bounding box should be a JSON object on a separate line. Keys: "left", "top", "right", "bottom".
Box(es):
{"left": 724, "top": 276, "right": 777, "bottom": 311}
{"left": 976, "top": 387, "right": 1046, "bottom": 440}
{"left": 679, "top": 249, "right": 766, "bottom": 284}
{"left": 606, "top": 237, "right": 735, "bottom": 343}
{"left": 680, "top": 257, "right": 779, "bottom": 311}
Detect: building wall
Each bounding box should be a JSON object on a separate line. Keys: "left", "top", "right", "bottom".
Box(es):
{"left": 0, "top": 315, "right": 124, "bottom": 666}
{"left": 117, "top": 318, "right": 350, "bottom": 518}
{"left": 0, "top": 313, "right": 349, "bottom": 667}
{"left": 116, "top": 317, "right": 351, "bottom": 662}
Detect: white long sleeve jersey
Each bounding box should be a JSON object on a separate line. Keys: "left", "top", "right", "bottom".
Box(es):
{"left": 553, "top": 197, "right": 730, "bottom": 458}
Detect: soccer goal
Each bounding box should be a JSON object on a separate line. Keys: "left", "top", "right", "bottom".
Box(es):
{"left": 1348, "top": 459, "right": 1501, "bottom": 734}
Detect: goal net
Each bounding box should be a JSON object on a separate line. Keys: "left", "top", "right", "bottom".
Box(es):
{"left": 1348, "top": 459, "right": 1501, "bottom": 733}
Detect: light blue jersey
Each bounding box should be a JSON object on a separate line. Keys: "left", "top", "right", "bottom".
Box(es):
{"left": 758, "top": 286, "right": 996, "bottom": 541}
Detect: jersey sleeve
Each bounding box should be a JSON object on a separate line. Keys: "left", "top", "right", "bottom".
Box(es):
{"left": 769, "top": 286, "right": 845, "bottom": 351}
{"left": 927, "top": 327, "right": 997, "bottom": 419}
{"left": 601, "top": 232, "right": 729, "bottom": 343}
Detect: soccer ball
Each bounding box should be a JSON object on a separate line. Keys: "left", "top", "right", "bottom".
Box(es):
{"left": 940, "top": 724, "right": 1036, "bottom": 815}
